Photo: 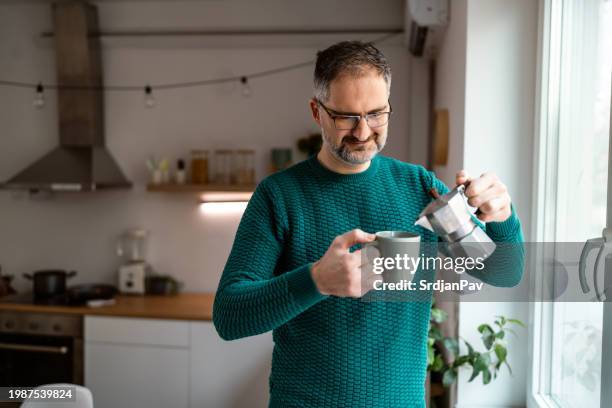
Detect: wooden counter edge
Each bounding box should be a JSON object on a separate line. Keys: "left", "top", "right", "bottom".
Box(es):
{"left": 0, "top": 292, "right": 215, "bottom": 321}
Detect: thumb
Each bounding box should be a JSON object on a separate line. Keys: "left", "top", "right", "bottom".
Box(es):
{"left": 456, "top": 169, "right": 471, "bottom": 186}
{"left": 333, "top": 229, "right": 376, "bottom": 250}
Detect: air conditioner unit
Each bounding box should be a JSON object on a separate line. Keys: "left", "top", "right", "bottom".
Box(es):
{"left": 405, "top": 0, "right": 449, "bottom": 58}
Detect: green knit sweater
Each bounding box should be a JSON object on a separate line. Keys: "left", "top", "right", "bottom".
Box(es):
{"left": 213, "top": 154, "right": 523, "bottom": 407}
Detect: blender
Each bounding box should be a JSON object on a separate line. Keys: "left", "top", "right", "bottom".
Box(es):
{"left": 116, "top": 228, "right": 151, "bottom": 294}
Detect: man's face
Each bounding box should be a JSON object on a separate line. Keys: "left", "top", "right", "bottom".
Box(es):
{"left": 312, "top": 69, "right": 390, "bottom": 165}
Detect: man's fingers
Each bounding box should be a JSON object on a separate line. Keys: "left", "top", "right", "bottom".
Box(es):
{"left": 478, "top": 197, "right": 506, "bottom": 214}
{"left": 477, "top": 204, "right": 511, "bottom": 222}
{"left": 465, "top": 172, "right": 497, "bottom": 197}
{"left": 363, "top": 273, "right": 380, "bottom": 295}
{"left": 344, "top": 250, "right": 364, "bottom": 269}
{"left": 466, "top": 184, "right": 507, "bottom": 208}
{"left": 455, "top": 170, "right": 470, "bottom": 186}
{"left": 333, "top": 229, "right": 376, "bottom": 250}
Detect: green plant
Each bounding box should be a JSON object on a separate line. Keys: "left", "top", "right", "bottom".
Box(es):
{"left": 427, "top": 302, "right": 525, "bottom": 387}
{"left": 297, "top": 133, "right": 322, "bottom": 156}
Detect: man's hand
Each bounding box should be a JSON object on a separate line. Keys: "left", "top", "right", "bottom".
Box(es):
{"left": 310, "top": 229, "right": 378, "bottom": 297}
{"left": 456, "top": 170, "right": 512, "bottom": 223}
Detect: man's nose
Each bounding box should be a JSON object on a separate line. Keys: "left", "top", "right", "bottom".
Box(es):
{"left": 352, "top": 117, "right": 373, "bottom": 140}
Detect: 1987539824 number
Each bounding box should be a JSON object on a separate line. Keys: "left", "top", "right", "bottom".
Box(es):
{"left": 4, "top": 387, "right": 74, "bottom": 402}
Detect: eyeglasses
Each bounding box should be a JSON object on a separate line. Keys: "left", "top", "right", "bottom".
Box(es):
{"left": 316, "top": 99, "right": 393, "bottom": 131}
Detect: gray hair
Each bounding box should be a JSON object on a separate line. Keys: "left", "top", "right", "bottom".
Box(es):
{"left": 313, "top": 41, "right": 392, "bottom": 102}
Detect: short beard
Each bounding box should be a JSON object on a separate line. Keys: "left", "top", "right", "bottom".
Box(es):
{"left": 321, "top": 128, "right": 386, "bottom": 165}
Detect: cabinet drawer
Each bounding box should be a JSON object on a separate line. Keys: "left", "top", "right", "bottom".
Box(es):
{"left": 85, "top": 342, "right": 189, "bottom": 408}
{"left": 85, "top": 316, "right": 189, "bottom": 347}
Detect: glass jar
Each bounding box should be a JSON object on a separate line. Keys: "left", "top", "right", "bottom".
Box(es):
{"left": 245, "top": 149, "right": 255, "bottom": 184}
{"left": 213, "top": 149, "right": 233, "bottom": 185}
{"left": 231, "top": 149, "right": 256, "bottom": 184}
{"left": 232, "top": 150, "right": 246, "bottom": 185}
{"left": 190, "top": 150, "right": 209, "bottom": 184}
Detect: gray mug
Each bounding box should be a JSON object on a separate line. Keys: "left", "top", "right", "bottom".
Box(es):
{"left": 363, "top": 231, "right": 421, "bottom": 285}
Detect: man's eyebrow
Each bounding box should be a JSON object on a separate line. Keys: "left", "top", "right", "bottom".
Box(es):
{"left": 367, "top": 105, "right": 389, "bottom": 114}
{"left": 329, "top": 105, "right": 389, "bottom": 116}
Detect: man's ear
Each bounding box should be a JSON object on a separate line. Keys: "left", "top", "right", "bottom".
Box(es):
{"left": 309, "top": 98, "right": 321, "bottom": 126}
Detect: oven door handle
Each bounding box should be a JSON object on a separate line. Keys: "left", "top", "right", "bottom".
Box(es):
{"left": 0, "top": 341, "right": 68, "bottom": 354}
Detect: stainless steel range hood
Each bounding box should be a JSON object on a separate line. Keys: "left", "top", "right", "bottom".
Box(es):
{"left": 1, "top": 1, "right": 131, "bottom": 192}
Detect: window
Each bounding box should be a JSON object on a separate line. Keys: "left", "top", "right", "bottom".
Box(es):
{"left": 529, "top": 0, "right": 611, "bottom": 407}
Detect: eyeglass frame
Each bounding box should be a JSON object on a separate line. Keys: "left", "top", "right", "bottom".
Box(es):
{"left": 315, "top": 99, "right": 393, "bottom": 130}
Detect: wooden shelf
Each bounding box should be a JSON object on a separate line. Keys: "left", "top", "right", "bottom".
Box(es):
{"left": 146, "top": 183, "right": 256, "bottom": 193}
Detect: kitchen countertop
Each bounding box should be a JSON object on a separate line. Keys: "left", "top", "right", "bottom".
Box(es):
{"left": 0, "top": 293, "right": 215, "bottom": 321}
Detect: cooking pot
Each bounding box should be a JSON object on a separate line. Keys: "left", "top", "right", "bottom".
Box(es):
{"left": 0, "top": 265, "right": 17, "bottom": 297}
{"left": 23, "top": 270, "right": 77, "bottom": 299}
{"left": 145, "top": 275, "right": 182, "bottom": 295}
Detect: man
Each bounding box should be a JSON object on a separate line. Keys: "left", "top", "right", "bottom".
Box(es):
{"left": 213, "top": 41, "right": 523, "bottom": 407}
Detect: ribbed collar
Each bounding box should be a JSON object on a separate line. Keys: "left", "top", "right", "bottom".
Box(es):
{"left": 307, "top": 153, "right": 381, "bottom": 183}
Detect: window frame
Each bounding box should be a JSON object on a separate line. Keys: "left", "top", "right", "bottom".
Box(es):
{"left": 528, "top": 0, "right": 611, "bottom": 407}
{"left": 527, "top": 0, "right": 568, "bottom": 406}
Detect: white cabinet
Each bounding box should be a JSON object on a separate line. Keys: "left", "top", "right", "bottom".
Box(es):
{"left": 85, "top": 316, "right": 190, "bottom": 408}
{"left": 84, "top": 317, "right": 273, "bottom": 408}
{"left": 190, "top": 322, "right": 272, "bottom": 408}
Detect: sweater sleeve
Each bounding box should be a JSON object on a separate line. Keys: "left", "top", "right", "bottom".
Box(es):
{"left": 213, "top": 179, "right": 328, "bottom": 341}
{"left": 428, "top": 171, "right": 525, "bottom": 287}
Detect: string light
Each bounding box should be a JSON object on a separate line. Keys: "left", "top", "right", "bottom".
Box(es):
{"left": 0, "top": 32, "right": 400, "bottom": 108}
{"left": 240, "top": 76, "right": 252, "bottom": 97}
{"left": 144, "top": 84, "right": 155, "bottom": 108}
{"left": 33, "top": 83, "right": 45, "bottom": 109}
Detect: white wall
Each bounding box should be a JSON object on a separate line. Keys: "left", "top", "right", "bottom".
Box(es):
{"left": 0, "top": 0, "right": 412, "bottom": 293}
{"left": 433, "top": 0, "right": 468, "bottom": 184}
{"left": 434, "top": 0, "right": 538, "bottom": 407}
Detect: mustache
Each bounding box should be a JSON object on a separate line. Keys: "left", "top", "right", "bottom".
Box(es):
{"left": 342, "top": 134, "right": 378, "bottom": 144}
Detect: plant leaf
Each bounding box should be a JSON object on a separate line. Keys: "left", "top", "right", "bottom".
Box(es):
{"left": 482, "top": 368, "right": 492, "bottom": 384}
{"left": 475, "top": 353, "right": 491, "bottom": 370}
{"left": 507, "top": 318, "right": 525, "bottom": 327}
{"left": 442, "top": 369, "right": 457, "bottom": 387}
{"left": 431, "top": 308, "right": 448, "bottom": 323}
{"left": 482, "top": 333, "right": 495, "bottom": 350}
{"left": 432, "top": 354, "right": 445, "bottom": 372}
{"left": 478, "top": 324, "right": 495, "bottom": 350}
{"left": 453, "top": 355, "right": 471, "bottom": 367}
{"left": 464, "top": 340, "right": 475, "bottom": 356}
{"left": 478, "top": 324, "right": 494, "bottom": 335}
{"left": 468, "top": 365, "right": 481, "bottom": 382}
{"left": 494, "top": 344, "right": 507, "bottom": 363}
{"left": 430, "top": 326, "right": 443, "bottom": 341}
{"left": 443, "top": 338, "right": 459, "bottom": 357}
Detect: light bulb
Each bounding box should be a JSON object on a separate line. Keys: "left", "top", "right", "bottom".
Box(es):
{"left": 240, "top": 76, "right": 252, "bottom": 97}
{"left": 144, "top": 85, "right": 156, "bottom": 108}
{"left": 33, "top": 83, "right": 45, "bottom": 109}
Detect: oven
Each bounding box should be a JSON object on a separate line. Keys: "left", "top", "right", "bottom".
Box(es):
{"left": 0, "top": 311, "right": 83, "bottom": 387}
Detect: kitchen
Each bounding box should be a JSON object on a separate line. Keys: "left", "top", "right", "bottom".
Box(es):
{"left": 1, "top": 1, "right": 610, "bottom": 408}
{"left": 0, "top": 1, "right": 412, "bottom": 407}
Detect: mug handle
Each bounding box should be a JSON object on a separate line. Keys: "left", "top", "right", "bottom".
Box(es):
{"left": 362, "top": 240, "right": 380, "bottom": 263}
{"left": 362, "top": 240, "right": 379, "bottom": 249}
